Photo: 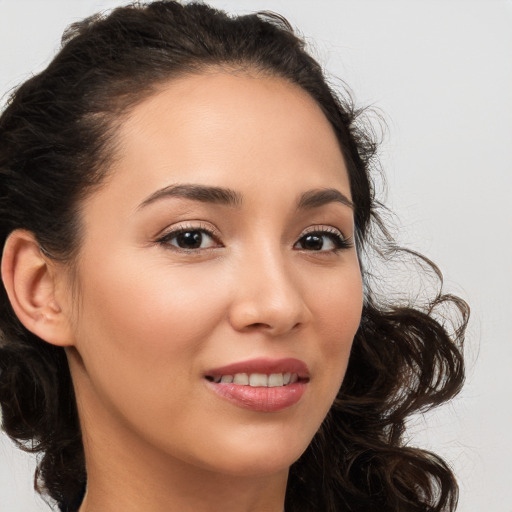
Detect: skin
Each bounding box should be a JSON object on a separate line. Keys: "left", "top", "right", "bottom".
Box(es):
{"left": 9, "top": 71, "right": 364, "bottom": 512}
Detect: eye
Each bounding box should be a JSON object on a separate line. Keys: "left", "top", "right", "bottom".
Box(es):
{"left": 294, "top": 228, "right": 352, "bottom": 252}
{"left": 157, "top": 226, "right": 221, "bottom": 251}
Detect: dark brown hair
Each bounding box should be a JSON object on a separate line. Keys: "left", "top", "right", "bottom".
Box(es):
{"left": 0, "top": 2, "right": 467, "bottom": 511}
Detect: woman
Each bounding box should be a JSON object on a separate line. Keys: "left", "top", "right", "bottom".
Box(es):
{"left": 0, "top": 2, "right": 467, "bottom": 511}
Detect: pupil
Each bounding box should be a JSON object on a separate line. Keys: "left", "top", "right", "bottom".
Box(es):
{"left": 177, "top": 231, "right": 202, "bottom": 249}
{"left": 303, "top": 234, "right": 323, "bottom": 251}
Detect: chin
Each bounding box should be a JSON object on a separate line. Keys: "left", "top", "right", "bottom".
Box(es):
{"left": 190, "top": 428, "right": 312, "bottom": 478}
{"left": 210, "top": 454, "right": 300, "bottom": 479}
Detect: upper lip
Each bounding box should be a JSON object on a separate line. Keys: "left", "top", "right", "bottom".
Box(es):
{"left": 205, "top": 357, "right": 309, "bottom": 379}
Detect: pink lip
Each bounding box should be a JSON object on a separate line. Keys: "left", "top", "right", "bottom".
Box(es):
{"left": 204, "top": 358, "right": 309, "bottom": 413}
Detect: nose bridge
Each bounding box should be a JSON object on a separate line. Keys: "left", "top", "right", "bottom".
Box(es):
{"left": 228, "top": 241, "right": 310, "bottom": 335}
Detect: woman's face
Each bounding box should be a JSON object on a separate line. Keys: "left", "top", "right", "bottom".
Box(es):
{"left": 62, "top": 71, "right": 363, "bottom": 477}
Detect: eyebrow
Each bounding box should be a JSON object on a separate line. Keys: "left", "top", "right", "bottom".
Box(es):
{"left": 138, "top": 184, "right": 243, "bottom": 209}
{"left": 138, "top": 184, "right": 353, "bottom": 211}
{"left": 296, "top": 188, "right": 354, "bottom": 210}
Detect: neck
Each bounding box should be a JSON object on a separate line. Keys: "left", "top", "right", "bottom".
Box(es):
{"left": 79, "top": 454, "right": 288, "bottom": 512}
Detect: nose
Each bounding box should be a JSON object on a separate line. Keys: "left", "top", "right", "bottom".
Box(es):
{"left": 227, "top": 247, "right": 312, "bottom": 337}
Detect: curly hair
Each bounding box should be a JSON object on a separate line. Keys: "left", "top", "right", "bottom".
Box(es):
{"left": 0, "top": 2, "right": 467, "bottom": 511}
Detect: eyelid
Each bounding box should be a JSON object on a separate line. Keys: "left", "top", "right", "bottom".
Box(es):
{"left": 153, "top": 222, "right": 352, "bottom": 253}
{"left": 155, "top": 221, "right": 223, "bottom": 248}
{"left": 295, "top": 224, "right": 354, "bottom": 252}
{"left": 299, "top": 224, "right": 352, "bottom": 246}
{"left": 300, "top": 225, "right": 347, "bottom": 238}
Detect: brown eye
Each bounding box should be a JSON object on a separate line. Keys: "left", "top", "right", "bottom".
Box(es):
{"left": 294, "top": 230, "right": 350, "bottom": 252}
{"left": 300, "top": 234, "right": 325, "bottom": 251}
{"left": 175, "top": 231, "right": 204, "bottom": 249}
{"left": 158, "top": 228, "right": 220, "bottom": 250}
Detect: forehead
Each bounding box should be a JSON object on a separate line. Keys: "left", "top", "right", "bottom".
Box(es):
{"left": 94, "top": 71, "right": 350, "bottom": 210}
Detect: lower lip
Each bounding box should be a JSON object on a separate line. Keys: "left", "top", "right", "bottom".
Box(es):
{"left": 206, "top": 381, "right": 307, "bottom": 412}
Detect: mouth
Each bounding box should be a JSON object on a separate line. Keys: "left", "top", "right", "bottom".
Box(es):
{"left": 205, "top": 372, "right": 303, "bottom": 387}
{"left": 204, "top": 358, "right": 310, "bottom": 412}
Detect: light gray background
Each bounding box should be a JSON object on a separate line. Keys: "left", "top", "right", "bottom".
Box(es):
{"left": 0, "top": 1, "right": 511, "bottom": 511}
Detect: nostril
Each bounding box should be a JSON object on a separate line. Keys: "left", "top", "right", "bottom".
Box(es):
{"left": 246, "top": 322, "right": 271, "bottom": 330}
{"left": 242, "top": 321, "right": 302, "bottom": 336}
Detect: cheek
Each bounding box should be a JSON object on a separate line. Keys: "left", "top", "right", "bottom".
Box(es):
{"left": 71, "top": 256, "right": 233, "bottom": 404}
{"left": 69, "top": 258, "right": 233, "bottom": 434}
{"left": 313, "top": 261, "right": 363, "bottom": 330}
{"left": 312, "top": 265, "right": 363, "bottom": 378}
{"left": 79, "top": 257, "right": 227, "bottom": 344}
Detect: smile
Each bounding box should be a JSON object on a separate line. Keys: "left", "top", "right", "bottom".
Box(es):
{"left": 204, "top": 358, "right": 309, "bottom": 412}
{"left": 206, "top": 372, "right": 300, "bottom": 387}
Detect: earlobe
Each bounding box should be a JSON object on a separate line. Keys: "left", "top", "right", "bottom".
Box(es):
{"left": 1, "top": 229, "right": 74, "bottom": 347}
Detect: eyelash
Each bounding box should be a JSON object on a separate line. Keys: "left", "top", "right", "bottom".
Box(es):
{"left": 155, "top": 224, "right": 353, "bottom": 254}
{"left": 294, "top": 226, "right": 353, "bottom": 253}
{"left": 156, "top": 222, "right": 222, "bottom": 253}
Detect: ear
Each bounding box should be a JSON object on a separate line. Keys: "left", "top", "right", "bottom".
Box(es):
{"left": 1, "top": 229, "right": 74, "bottom": 347}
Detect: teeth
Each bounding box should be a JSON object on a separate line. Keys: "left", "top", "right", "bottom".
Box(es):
{"left": 268, "top": 373, "right": 284, "bottom": 387}
{"left": 233, "top": 373, "right": 249, "bottom": 385}
{"left": 212, "top": 372, "right": 299, "bottom": 387}
{"left": 249, "top": 373, "right": 268, "bottom": 387}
